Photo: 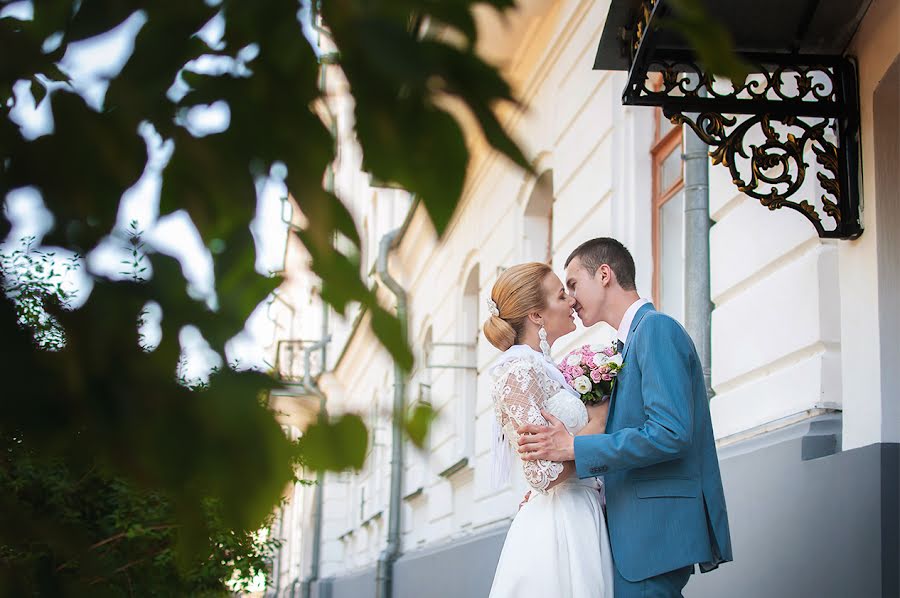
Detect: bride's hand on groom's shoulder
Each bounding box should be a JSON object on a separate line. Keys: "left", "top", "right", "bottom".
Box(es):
{"left": 516, "top": 411, "right": 575, "bottom": 462}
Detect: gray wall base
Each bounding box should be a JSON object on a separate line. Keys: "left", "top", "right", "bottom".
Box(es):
{"left": 312, "top": 418, "right": 899, "bottom": 598}
{"left": 393, "top": 526, "right": 509, "bottom": 598}
{"left": 688, "top": 434, "right": 898, "bottom": 598}
{"left": 315, "top": 566, "right": 375, "bottom": 598}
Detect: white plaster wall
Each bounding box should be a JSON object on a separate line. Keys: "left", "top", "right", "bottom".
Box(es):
{"left": 841, "top": 0, "right": 900, "bottom": 449}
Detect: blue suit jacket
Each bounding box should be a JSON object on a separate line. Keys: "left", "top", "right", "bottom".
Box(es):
{"left": 574, "top": 303, "right": 733, "bottom": 582}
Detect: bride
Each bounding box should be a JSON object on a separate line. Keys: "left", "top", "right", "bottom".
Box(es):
{"left": 483, "top": 262, "right": 614, "bottom": 598}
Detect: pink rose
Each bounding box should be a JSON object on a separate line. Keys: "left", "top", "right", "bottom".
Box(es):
{"left": 563, "top": 372, "right": 573, "bottom": 384}
{"left": 601, "top": 373, "right": 612, "bottom": 381}
{"left": 599, "top": 365, "right": 610, "bottom": 375}
{"left": 590, "top": 368, "right": 604, "bottom": 383}
{"left": 602, "top": 347, "right": 616, "bottom": 357}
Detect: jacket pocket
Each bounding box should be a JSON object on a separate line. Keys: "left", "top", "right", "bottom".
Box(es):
{"left": 634, "top": 477, "right": 699, "bottom": 498}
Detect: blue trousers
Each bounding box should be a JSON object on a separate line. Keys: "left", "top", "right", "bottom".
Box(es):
{"left": 613, "top": 564, "right": 693, "bottom": 598}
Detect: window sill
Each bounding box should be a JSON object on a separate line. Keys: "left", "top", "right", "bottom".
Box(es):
{"left": 438, "top": 457, "right": 469, "bottom": 479}
{"left": 403, "top": 486, "right": 424, "bottom": 501}
{"left": 361, "top": 510, "right": 383, "bottom": 527}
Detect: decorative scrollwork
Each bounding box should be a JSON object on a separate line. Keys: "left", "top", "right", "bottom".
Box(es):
{"left": 619, "top": 4, "right": 861, "bottom": 239}
{"left": 638, "top": 57, "right": 839, "bottom": 107}
{"left": 631, "top": 0, "right": 658, "bottom": 56}
{"left": 671, "top": 112, "right": 842, "bottom": 236}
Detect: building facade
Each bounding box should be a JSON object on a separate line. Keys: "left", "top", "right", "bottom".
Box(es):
{"left": 270, "top": 0, "right": 900, "bottom": 596}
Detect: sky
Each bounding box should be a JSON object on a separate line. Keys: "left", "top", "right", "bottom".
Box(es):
{"left": 1, "top": 2, "right": 318, "bottom": 380}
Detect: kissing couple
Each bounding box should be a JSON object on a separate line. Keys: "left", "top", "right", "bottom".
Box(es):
{"left": 484, "top": 238, "right": 733, "bottom": 598}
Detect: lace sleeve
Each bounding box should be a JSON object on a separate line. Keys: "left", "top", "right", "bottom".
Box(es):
{"left": 493, "top": 359, "right": 565, "bottom": 493}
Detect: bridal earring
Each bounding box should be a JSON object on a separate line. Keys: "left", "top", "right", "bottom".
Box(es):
{"left": 538, "top": 325, "right": 551, "bottom": 360}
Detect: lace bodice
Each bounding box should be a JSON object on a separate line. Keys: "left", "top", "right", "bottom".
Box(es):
{"left": 491, "top": 353, "right": 588, "bottom": 493}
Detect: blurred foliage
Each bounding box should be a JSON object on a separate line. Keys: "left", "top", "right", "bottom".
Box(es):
{"left": 0, "top": 234, "right": 289, "bottom": 594}
{"left": 665, "top": 0, "right": 753, "bottom": 83}
{"left": 0, "top": 236, "right": 80, "bottom": 350}
{"left": 0, "top": 434, "right": 284, "bottom": 597}
{"left": 404, "top": 401, "right": 437, "bottom": 449}
{"left": 296, "top": 413, "right": 368, "bottom": 472}
{"left": 0, "top": 0, "right": 528, "bottom": 593}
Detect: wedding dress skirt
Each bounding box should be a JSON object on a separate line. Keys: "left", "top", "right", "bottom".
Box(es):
{"left": 489, "top": 476, "right": 614, "bottom": 598}
{"left": 488, "top": 347, "right": 614, "bottom": 598}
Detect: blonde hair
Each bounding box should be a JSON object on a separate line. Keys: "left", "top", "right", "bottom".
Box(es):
{"left": 483, "top": 263, "right": 553, "bottom": 351}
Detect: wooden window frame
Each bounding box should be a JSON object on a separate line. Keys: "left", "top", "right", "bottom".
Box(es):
{"left": 651, "top": 110, "right": 684, "bottom": 308}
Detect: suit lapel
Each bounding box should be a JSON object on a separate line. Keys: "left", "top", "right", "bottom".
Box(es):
{"left": 621, "top": 303, "right": 654, "bottom": 362}
{"left": 608, "top": 303, "right": 655, "bottom": 423}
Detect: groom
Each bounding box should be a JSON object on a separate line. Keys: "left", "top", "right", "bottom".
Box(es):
{"left": 517, "top": 238, "right": 732, "bottom": 597}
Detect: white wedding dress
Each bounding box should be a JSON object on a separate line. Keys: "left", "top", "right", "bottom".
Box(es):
{"left": 488, "top": 345, "right": 614, "bottom": 598}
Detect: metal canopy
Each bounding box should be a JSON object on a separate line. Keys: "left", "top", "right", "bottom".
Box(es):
{"left": 594, "top": 0, "right": 874, "bottom": 70}
{"left": 594, "top": 0, "right": 872, "bottom": 239}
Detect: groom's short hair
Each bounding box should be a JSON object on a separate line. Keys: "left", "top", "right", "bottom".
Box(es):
{"left": 565, "top": 238, "right": 637, "bottom": 291}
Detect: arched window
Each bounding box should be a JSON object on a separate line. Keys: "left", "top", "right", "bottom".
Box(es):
{"left": 457, "top": 264, "right": 480, "bottom": 461}
{"left": 403, "top": 325, "right": 431, "bottom": 497}
{"left": 523, "top": 170, "right": 554, "bottom": 264}
{"left": 420, "top": 325, "right": 434, "bottom": 406}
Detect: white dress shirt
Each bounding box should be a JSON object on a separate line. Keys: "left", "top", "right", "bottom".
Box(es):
{"left": 616, "top": 298, "right": 651, "bottom": 345}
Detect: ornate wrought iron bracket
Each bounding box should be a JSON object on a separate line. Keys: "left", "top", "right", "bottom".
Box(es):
{"left": 620, "top": 1, "right": 863, "bottom": 239}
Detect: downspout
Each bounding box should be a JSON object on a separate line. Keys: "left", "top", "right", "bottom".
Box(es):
{"left": 300, "top": 303, "right": 329, "bottom": 598}
{"left": 375, "top": 228, "right": 408, "bottom": 598}
{"left": 300, "top": 5, "right": 337, "bottom": 596}
{"left": 682, "top": 109, "right": 713, "bottom": 398}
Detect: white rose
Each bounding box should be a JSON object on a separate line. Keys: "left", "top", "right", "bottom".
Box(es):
{"left": 592, "top": 354, "right": 608, "bottom": 368}
{"left": 572, "top": 375, "right": 592, "bottom": 394}
{"left": 566, "top": 353, "right": 583, "bottom": 367}
{"left": 608, "top": 354, "right": 624, "bottom": 368}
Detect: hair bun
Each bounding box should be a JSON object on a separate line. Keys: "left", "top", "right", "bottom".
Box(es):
{"left": 483, "top": 315, "right": 516, "bottom": 352}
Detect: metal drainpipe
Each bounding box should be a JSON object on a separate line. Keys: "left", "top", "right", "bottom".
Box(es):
{"left": 375, "top": 229, "right": 407, "bottom": 598}
{"left": 682, "top": 110, "right": 714, "bottom": 398}
{"left": 300, "top": 305, "right": 330, "bottom": 598}
{"left": 300, "top": 5, "right": 337, "bottom": 594}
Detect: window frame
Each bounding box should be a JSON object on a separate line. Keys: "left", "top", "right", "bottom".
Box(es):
{"left": 651, "top": 108, "right": 685, "bottom": 309}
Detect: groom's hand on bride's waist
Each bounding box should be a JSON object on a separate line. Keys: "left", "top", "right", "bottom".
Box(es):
{"left": 517, "top": 410, "right": 575, "bottom": 462}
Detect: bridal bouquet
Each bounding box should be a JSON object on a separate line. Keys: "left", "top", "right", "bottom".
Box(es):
{"left": 558, "top": 344, "right": 623, "bottom": 405}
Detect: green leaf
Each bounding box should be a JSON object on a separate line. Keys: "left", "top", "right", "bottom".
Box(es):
{"left": 404, "top": 401, "right": 436, "bottom": 449}
{"left": 30, "top": 77, "right": 46, "bottom": 106}
{"left": 297, "top": 414, "right": 368, "bottom": 472}
{"left": 369, "top": 303, "right": 414, "bottom": 372}
{"left": 664, "top": 0, "right": 752, "bottom": 84}
{"left": 208, "top": 230, "right": 283, "bottom": 353}
{"left": 290, "top": 188, "right": 361, "bottom": 250}
{"left": 355, "top": 103, "right": 469, "bottom": 236}
{"left": 293, "top": 228, "right": 368, "bottom": 315}
{"left": 321, "top": 1, "right": 529, "bottom": 237}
